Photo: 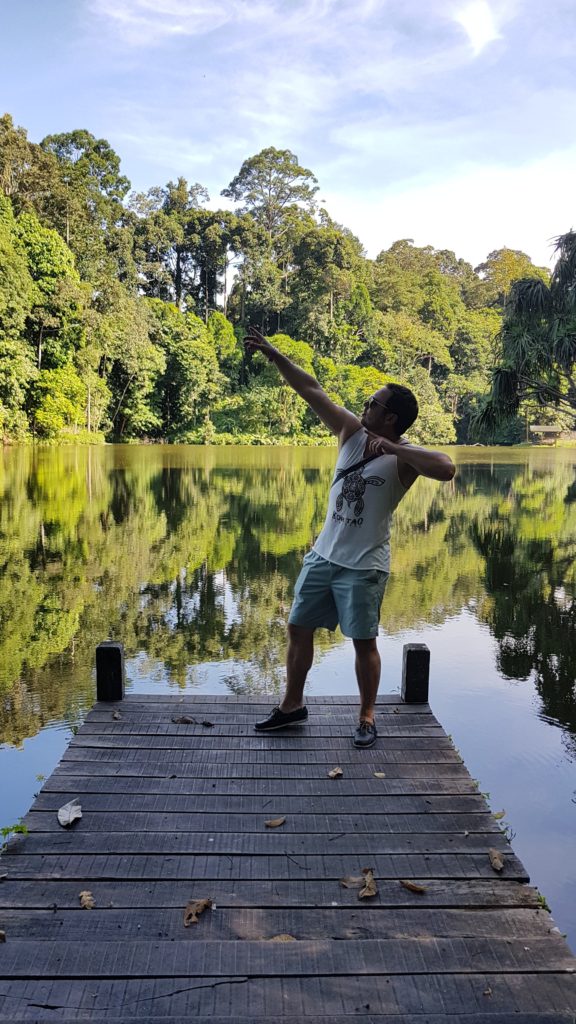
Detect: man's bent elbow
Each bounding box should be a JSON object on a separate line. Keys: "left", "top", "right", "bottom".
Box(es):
{"left": 442, "top": 458, "right": 456, "bottom": 481}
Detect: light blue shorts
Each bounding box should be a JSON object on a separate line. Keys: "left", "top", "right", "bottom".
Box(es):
{"left": 288, "top": 549, "right": 389, "bottom": 639}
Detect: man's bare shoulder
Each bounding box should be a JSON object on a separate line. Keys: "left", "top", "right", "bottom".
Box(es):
{"left": 338, "top": 415, "right": 363, "bottom": 450}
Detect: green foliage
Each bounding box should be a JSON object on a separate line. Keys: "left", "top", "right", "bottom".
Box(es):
{"left": 148, "top": 300, "right": 224, "bottom": 439}
{"left": 477, "top": 233, "right": 576, "bottom": 438}
{"left": 1, "top": 822, "right": 28, "bottom": 853}
{"left": 1, "top": 111, "right": 573, "bottom": 446}
{"left": 221, "top": 147, "right": 318, "bottom": 250}
{"left": 30, "top": 365, "right": 87, "bottom": 439}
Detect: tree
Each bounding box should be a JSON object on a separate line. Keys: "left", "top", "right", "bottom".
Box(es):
{"left": 222, "top": 147, "right": 318, "bottom": 254}
{"left": 130, "top": 177, "right": 210, "bottom": 307}
{"left": 476, "top": 231, "right": 576, "bottom": 436}
{"left": 29, "top": 364, "right": 87, "bottom": 438}
{"left": 40, "top": 129, "right": 131, "bottom": 281}
{"left": 474, "top": 248, "right": 550, "bottom": 308}
{"left": 16, "top": 210, "right": 83, "bottom": 369}
{"left": 147, "top": 300, "right": 224, "bottom": 440}
{"left": 0, "top": 114, "right": 62, "bottom": 216}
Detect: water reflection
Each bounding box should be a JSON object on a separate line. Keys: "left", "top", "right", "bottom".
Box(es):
{"left": 0, "top": 446, "right": 576, "bottom": 752}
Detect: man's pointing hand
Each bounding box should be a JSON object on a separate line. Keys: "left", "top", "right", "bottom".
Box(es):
{"left": 244, "top": 326, "right": 278, "bottom": 362}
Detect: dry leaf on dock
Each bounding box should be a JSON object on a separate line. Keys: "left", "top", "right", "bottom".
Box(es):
{"left": 57, "top": 799, "right": 82, "bottom": 828}
{"left": 373, "top": 772, "right": 386, "bottom": 778}
{"left": 340, "top": 874, "right": 364, "bottom": 889}
{"left": 112, "top": 710, "right": 122, "bottom": 720}
{"left": 265, "top": 817, "right": 286, "bottom": 828}
{"left": 328, "top": 767, "right": 343, "bottom": 779}
{"left": 171, "top": 715, "right": 197, "bottom": 725}
{"left": 269, "top": 934, "right": 296, "bottom": 942}
{"left": 399, "top": 879, "right": 427, "bottom": 894}
{"left": 488, "top": 848, "right": 505, "bottom": 872}
{"left": 79, "top": 891, "right": 95, "bottom": 910}
{"left": 358, "top": 868, "right": 378, "bottom": 899}
{"left": 183, "top": 898, "right": 213, "bottom": 926}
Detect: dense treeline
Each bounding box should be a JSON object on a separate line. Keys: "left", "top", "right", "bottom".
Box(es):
{"left": 0, "top": 112, "right": 553, "bottom": 445}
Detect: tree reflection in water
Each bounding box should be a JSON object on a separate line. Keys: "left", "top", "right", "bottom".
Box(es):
{"left": 0, "top": 445, "right": 575, "bottom": 756}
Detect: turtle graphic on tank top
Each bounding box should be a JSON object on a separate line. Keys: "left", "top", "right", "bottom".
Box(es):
{"left": 335, "top": 469, "right": 385, "bottom": 517}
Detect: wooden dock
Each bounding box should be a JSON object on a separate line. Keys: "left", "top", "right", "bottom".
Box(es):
{"left": 1, "top": 693, "right": 575, "bottom": 1022}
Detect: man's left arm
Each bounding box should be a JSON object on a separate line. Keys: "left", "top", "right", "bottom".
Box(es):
{"left": 366, "top": 436, "right": 455, "bottom": 486}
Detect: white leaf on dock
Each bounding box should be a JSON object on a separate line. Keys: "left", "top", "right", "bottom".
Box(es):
{"left": 57, "top": 799, "right": 82, "bottom": 828}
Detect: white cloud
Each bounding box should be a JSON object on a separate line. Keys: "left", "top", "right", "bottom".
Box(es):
{"left": 79, "top": 0, "right": 575, "bottom": 269}
{"left": 322, "top": 147, "right": 576, "bottom": 267}
{"left": 454, "top": 1, "right": 501, "bottom": 55}
{"left": 89, "top": 0, "right": 240, "bottom": 45}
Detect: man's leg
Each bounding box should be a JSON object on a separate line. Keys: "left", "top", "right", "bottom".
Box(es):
{"left": 280, "top": 624, "right": 315, "bottom": 712}
{"left": 353, "top": 637, "right": 381, "bottom": 723}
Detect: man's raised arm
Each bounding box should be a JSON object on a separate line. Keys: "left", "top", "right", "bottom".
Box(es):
{"left": 244, "top": 326, "right": 360, "bottom": 446}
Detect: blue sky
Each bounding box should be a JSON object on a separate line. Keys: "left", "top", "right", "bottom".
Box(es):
{"left": 2, "top": 0, "right": 576, "bottom": 267}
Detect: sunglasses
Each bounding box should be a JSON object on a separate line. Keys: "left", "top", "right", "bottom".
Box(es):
{"left": 366, "top": 395, "right": 389, "bottom": 412}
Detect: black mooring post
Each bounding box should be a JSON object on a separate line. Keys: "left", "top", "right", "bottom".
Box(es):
{"left": 401, "top": 643, "right": 430, "bottom": 704}
{"left": 96, "top": 641, "right": 125, "bottom": 702}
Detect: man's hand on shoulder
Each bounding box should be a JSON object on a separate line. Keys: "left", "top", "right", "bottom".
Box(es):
{"left": 365, "top": 433, "right": 408, "bottom": 457}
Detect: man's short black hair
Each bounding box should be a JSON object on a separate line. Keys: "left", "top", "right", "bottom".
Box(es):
{"left": 386, "top": 383, "right": 419, "bottom": 434}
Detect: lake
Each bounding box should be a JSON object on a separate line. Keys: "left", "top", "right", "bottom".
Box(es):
{"left": 1, "top": 443, "right": 575, "bottom": 946}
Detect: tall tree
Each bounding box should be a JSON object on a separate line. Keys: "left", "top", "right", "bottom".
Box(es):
{"left": 130, "top": 177, "right": 209, "bottom": 307}
{"left": 221, "top": 147, "right": 318, "bottom": 255}
{"left": 40, "top": 129, "right": 131, "bottom": 281}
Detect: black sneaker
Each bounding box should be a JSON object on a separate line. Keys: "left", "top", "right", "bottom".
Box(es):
{"left": 254, "top": 706, "right": 308, "bottom": 731}
{"left": 353, "top": 720, "right": 377, "bottom": 748}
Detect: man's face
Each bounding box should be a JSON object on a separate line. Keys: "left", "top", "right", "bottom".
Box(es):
{"left": 360, "top": 387, "right": 395, "bottom": 433}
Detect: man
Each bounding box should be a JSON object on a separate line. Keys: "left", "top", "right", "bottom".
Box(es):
{"left": 244, "top": 326, "right": 455, "bottom": 748}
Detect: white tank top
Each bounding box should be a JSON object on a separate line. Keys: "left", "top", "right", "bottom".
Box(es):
{"left": 313, "top": 427, "right": 407, "bottom": 572}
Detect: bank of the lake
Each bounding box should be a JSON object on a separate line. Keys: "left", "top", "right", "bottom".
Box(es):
{"left": 1, "top": 444, "right": 575, "bottom": 946}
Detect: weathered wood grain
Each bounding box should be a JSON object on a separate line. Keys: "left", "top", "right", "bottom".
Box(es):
{"left": 2, "top": 936, "right": 574, "bottom": 978}
{"left": 0, "top": 906, "right": 556, "bottom": 942}
{"left": 0, "top": 877, "right": 544, "bottom": 910}
{"left": 0, "top": 692, "right": 573, "bottom": 1024}
{"left": 0, "top": 974, "right": 574, "bottom": 1019}
{"left": 0, "top": 850, "right": 531, "bottom": 881}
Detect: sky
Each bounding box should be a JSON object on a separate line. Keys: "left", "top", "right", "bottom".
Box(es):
{"left": 2, "top": 0, "right": 576, "bottom": 268}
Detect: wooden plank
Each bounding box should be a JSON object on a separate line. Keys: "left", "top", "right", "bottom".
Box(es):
{"left": 21, "top": 811, "right": 498, "bottom": 843}
{"left": 43, "top": 773, "right": 479, "bottom": 796}
{"left": 22, "top": 811, "right": 498, "bottom": 835}
{"left": 0, "top": 906, "right": 558, "bottom": 942}
{"left": 61, "top": 741, "right": 461, "bottom": 765}
{"left": 68, "top": 734, "right": 454, "bottom": 750}
{"left": 29, "top": 791, "right": 488, "bottom": 814}
{"left": 8, "top": 829, "right": 511, "bottom": 857}
{"left": 52, "top": 757, "right": 470, "bottom": 779}
{"left": 103, "top": 693, "right": 415, "bottom": 704}
{"left": 77, "top": 722, "right": 445, "bottom": 737}
{"left": 1, "top": 936, "right": 574, "bottom": 978}
{"left": 0, "top": 851, "right": 531, "bottom": 881}
{"left": 0, "top": 877, "right": 543, "bottom": 910}
{"left": 13, "top": 1015, "right": 572, "bottom": 1024}
{"left": 0, "top": 974, "right": 573, "bottom": 1017}
{"left": 87, "top": 705, "right": 434, "bottom": 719}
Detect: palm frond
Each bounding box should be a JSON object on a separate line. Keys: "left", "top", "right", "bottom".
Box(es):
{"left": 553, "top": 332, "right": 576, "bottom": 372}
{"left": 491, "top": 367, "right": 522, "bottom": 411}
{"left": 505, "top": 277, "right": 552, "bottom": 321}
{"left": 552, "top": 230, "right": 576, "bottom": 297}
